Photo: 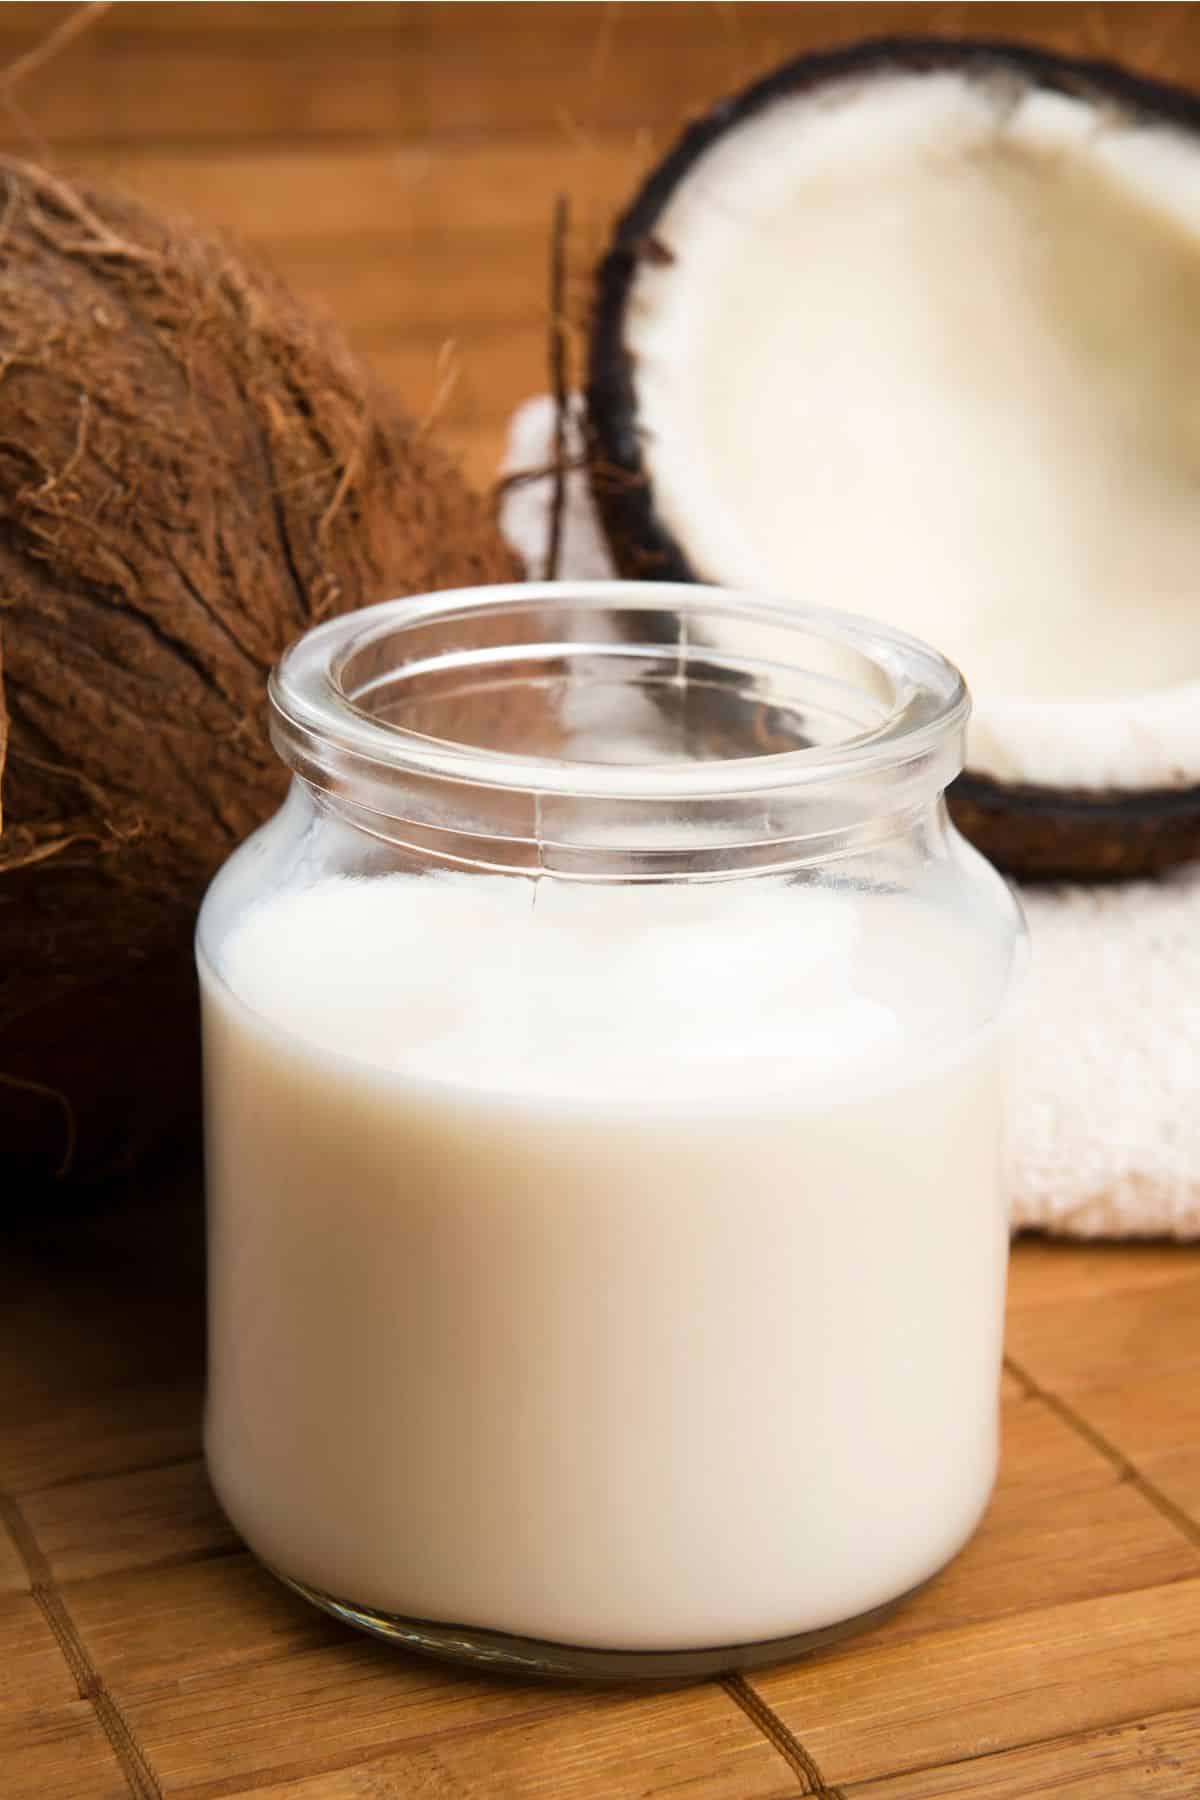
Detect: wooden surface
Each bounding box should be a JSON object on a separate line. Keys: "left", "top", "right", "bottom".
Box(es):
{"left": 4, "top": 2, "right": 1200, "bottom": 488}
{"left": 3, "top": 3, "right": 1200, "bottom": 1794}
{"left": 2, "top": 1193, "right": 1200, "bottom": 1799}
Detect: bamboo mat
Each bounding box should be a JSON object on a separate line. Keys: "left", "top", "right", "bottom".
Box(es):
{"left": 1, "top": 1180, "right": 1198, "bottom": 1799}
{"left": 3, "top": 5, "right": 1200, "bottom": 1792}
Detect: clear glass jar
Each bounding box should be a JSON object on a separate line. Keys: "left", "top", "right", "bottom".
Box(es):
{"left": 197, "top": 580, "right": 1024, "bottom": 1681}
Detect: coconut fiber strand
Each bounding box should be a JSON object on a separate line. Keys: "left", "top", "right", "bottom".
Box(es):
{"left": 0, "top": 161, "right": 518, "bottom": 1193}
{"left": 503, "top": 396, "right": 1200, "bottom": 1242}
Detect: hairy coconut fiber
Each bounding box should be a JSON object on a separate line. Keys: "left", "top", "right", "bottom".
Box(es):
{"left": 0, "top": 159, "right": 519, "bottom": 1196}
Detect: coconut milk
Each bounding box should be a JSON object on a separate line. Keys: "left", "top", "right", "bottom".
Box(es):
{"left": 201, "top": 870, "right": 1010, "bottom": 1651}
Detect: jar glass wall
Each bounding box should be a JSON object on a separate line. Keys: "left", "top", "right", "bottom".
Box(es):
{"left": 196, "top": 581, "right": 1024, "bottom": 1680}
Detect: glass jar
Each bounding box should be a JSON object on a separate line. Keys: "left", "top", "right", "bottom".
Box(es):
{"left": 197, "top": 580, "right": 1024, "bottom": 1681}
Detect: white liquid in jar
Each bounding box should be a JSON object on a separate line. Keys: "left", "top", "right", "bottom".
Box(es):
{"left": 201, "top": 871, "right": 1011, "bottom": 1651}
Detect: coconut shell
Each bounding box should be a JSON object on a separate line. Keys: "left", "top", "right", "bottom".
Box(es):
{"left": 0, "top": 160, "right": 519, "bottom": 1196}
{"left": 586, "top": 38, "right": 1200, "bottom": 881}
{"left": 949, "top": 773, "right": 1200, "bottom": 881}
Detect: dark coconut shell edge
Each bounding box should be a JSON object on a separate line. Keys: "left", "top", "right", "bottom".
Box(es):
{"left": 586, "top": 36, "right": 1200, "bottom": 881}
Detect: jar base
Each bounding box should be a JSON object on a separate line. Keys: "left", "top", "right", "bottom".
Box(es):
{"left": 268, "top": 1564, "right": 926, "bottom": 1682}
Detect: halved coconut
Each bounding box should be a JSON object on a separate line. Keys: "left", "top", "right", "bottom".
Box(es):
{"left": 587, "top": 39, "right": 1200, "bottom": 878}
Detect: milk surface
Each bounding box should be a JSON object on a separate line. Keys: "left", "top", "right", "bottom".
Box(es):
{"left": 202, "top": 870, "right": 1010, "bottom": 1650}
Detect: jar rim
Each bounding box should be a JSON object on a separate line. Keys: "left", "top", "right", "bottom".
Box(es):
{"left": 270, "top": 580, "right": 969, "bottom": 803}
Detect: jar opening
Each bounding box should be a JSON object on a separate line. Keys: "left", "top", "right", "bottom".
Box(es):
{"left": 277, "top": 583, "right": 964, "bottom": 788}
{"left": 269, "top": 583, "right": 968, "bottom": 869}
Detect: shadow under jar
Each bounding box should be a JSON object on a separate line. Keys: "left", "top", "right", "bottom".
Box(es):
{"left": 196, "top": 581, "right": 1025, "bottom": 1681}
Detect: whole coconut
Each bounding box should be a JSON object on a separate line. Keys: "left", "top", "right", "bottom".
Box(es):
{"left": 0, "top": 159, "right": 518, "bottom": 1195}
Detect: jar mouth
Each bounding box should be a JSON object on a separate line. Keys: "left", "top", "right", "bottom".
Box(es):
{"left": 270, "top": 581, "right": 968, "bottom": 804}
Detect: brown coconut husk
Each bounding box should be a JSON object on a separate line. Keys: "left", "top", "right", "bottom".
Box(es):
{"left": 0, "top": 159, "right": 519, "bottom": 1194}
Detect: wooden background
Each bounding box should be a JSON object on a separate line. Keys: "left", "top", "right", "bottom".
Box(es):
{"left": 3, "top": 7, "right": 1200, "bottom": 1797}
{"left": 3, "top": 2, "right": 1200, "bottom": 489}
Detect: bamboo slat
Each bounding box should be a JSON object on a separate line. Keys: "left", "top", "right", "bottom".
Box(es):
{"left": 751, "top": 1581, "right": 1200, "bottom": 1789}
{"left": 842, "top": 1707, "right": 1200, "bottom": 1799}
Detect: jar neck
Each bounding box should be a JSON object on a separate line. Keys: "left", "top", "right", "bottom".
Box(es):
{"left": 299, "top": 778, "right": 959, "bottom": 881}
{"left": 271, "top": 582, "right": 969, "bottom": 880}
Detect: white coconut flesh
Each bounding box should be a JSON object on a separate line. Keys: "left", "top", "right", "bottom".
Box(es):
{"left": 624, "top": 68, "right": 1200, "bottom": 790}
